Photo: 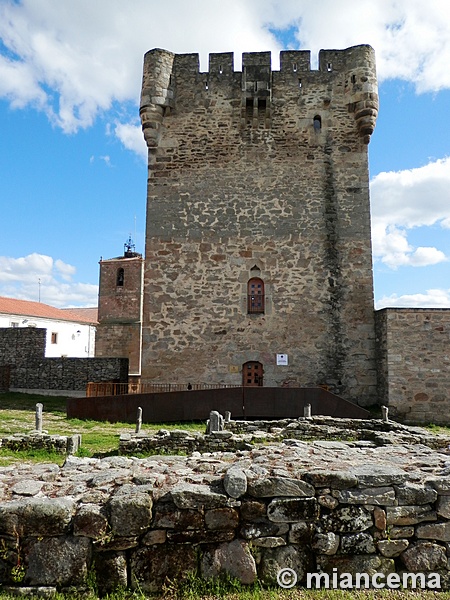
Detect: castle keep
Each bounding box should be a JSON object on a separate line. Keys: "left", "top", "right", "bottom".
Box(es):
{"left": 95, "top": 46, "right": 450, "bottom": 422}
{"left": 138, "top": 46, "right": 379, "bottom": 406}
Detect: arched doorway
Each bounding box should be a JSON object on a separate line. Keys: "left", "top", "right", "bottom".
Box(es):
{"left": 243, "top": 361, "right": 264, "bottom": 387}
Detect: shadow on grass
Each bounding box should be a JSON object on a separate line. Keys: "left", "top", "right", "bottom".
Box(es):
{"left": 0, "top": 392, "right": 68, "bottom": 413}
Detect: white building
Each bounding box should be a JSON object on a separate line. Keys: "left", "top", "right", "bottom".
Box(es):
{"left": 0, "top": 296, "right": 97, "bottom": 357}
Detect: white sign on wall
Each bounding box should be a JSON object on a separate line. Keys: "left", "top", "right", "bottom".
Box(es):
{"left": 276, "top": 353, "right": 288, "bottom": 366}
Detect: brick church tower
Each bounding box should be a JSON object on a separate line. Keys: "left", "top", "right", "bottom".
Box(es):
{"left": 139, "top": 45, "right": 379, "bottom": 406}
{"left": 95, "top": 237, "right": 144, "bottom": 377}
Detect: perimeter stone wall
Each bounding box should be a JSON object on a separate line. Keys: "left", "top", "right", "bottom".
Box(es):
{"left": 375, "top": 309, "right": 450, "bottom": 424}
{"left": 2, "top": 440, "right": 450, "bottom": 594}
{"left": 0, "top": 327, "right": 128, "bottom": 393}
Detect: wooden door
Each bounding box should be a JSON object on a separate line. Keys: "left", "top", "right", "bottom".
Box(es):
{"left": 243, "top": 361, "right": 264, "bottom": 387}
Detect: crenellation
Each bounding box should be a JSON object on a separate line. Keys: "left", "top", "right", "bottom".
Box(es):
{"left": 208, "top": 51, "right": 234, "bottom": 75}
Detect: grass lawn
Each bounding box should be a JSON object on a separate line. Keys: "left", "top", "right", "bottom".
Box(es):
{"left": 1, "top": 394, "right": 450, "bottom": 598}
{"left": 0, "top": 392, "right": 204, "bottom": 464}
{"left": 0, "top": 587, "right": 448, "bottom": 599}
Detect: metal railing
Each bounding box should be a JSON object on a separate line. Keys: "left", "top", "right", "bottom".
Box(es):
{"left": 86, "top": 381, "right": 240, "bottom": 397}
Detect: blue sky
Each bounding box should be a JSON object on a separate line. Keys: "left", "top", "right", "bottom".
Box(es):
{"left": 0, "top": 0, "right": 449, "bottom": 308}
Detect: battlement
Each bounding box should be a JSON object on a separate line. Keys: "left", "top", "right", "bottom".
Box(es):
{"left": 140, "top": 45, "right": 378, "bottom": 147}
{"left": 142, "top": 45, "right": 376, "bottom": 76}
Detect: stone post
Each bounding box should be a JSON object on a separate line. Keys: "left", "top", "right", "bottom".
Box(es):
{"left": 35, "top": 403, "right": 43, "bottom": 434}
{"left": 136, "top": 407, "right": 143, "bottom": 434}
{"left": 381, "top": 405, "right": 389, "bottom": 423}
{"left": 304, "top": 404, "right": 312, "bottom": 418}
{"left": 225, "top": 411, "right": 231, "bottom": 423}
{"left": 208, "top": 411, "right": 222, "bottom": 433}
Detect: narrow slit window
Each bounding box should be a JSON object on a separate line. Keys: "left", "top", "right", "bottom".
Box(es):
{"left": 246, "top": 98, "right": 253, "bottom": 123}
{"left": 298, "top": 78, "right": 302, "bottom": 89}
{"left": 327, "top": 62, "right": 332, "bottom": 72}
{"left": 293, "top": 62, "right": 297, "bottom": 72}
{"left": 313, "top": 115, "right": 322, "bottom": 132}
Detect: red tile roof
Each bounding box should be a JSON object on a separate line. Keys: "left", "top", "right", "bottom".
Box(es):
{"left": 0, "top": 296, "right": 98, "bottom": 325}
{"left": 61, "top": 307, "right": 98, "bottom": 323}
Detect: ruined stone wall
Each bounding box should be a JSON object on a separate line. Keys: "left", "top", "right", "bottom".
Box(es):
{"left": 0, "top": 327, "right": 128, "bottom": 393}
{"left": 2, "top": 443, "right": 450, "bottom": 593}
{"left": 375, "top": 309, "right": 450, "bottom": 424}
{"left": 140, "top": 46, "right": 379, "bottom": 406}
{"left": 0, "top": 434, "right": 80, "bottom": 455}
{"left": 119, "top": 417, "right": 450, "bottom": 455}
{"left": 96, "top": 255, "right": 143, "bottom": 375}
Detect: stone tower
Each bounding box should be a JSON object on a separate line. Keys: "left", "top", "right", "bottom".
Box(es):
{"left": 95, "top": 238, "right": 144, "bottom": 377}
{"left": 139, "top": 45, "right": 379, "bottom": 406}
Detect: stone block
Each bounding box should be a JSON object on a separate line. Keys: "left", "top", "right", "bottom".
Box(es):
{"left": 130, "top": 545, "right": 197, "bottom": 593}
{"left": 304, "top": 470, "right": 358, "bottom": 489}
{"left": 248, "top": 476, "right": 314, "bottom": 498}
{"left": 0, "top": 497, "right": 75, "bottom": 537}
{"left": 386, "top": 505, "right": 436, "bottom": 526}
{"left": 311, "top": 532, "right": 339, "bottom": 555}
{"left": 400, "top": 541, "right": 447, "bottom": 571}
{"left": 205, "top": 508, "right": 239, "bottom": 531}
{"left": 437, "top": 496, "right": 450, "bottom": 519}
{"left": 201, "top": 540, "right": 257, "bottom": 584}
{"left": 170, "top": 482, "right": 229, "bottom": 509}
{"left": 258, "top": 545, "right": 314, "bottom": 585}
{"left": 108, "top": 492, "right": 152, "bottom": 537}
{"left": 317, "top": 505, "right": 372, "bottom": 533}
{"left": 377, "top": 539, "right": 409, "bottom": 557}
{"left": 416, "top": 522, "right": 450, "bottom": 541}
{"left": 94, "top": 551, "right": 128, "bottom": 596}
{"left": 336, "top": 486, "right": 395, "bottom": 506}
{"left": 394, "top": 483, "right": 437, "bottom": 505}
{"left": 25, "top": 536, "right": 91, "bottom": 587}
{"left": 267, "top": 498, "right": 318, "bottom": 523}
{"left": 223, "top": 468, "right": 247, "bottom": 498}
{"left": 73, "top": 504, "right": 109, "bottom": 539}
{"left": 350, "top": 465, "right": 408, "bottom": 487}
{"left": 340, "top": 532, "right": 376, "bottom": 554}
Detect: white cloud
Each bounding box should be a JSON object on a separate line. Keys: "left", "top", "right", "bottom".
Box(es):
{"left": 2, "top": 0, "right": 450, "bottom": 157}
{"left": 376, "top": 288, "right": 450, "bottom": 309}
{"left": 370, "top": 157, "right": 450, "bottom": 268}
{"left": 0, "top": 254, "right": 98, "bottom": 307}
{"left": 114, "top": 122, "right": 147, "bottom": 160}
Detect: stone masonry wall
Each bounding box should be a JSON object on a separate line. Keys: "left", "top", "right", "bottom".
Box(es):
{"left": 140, "top": 46, "right": 379, "bottom": 407}
{"left": 0, "top": 327, "right": 128, "bottom": 393}
{"left": 2, "top": 441, "right": 450, "bottom": 593}
{"left": 375, "top": 309, "right": 450, "bottom": 424}
{"left": 96, "top": 255, "right": 143, "bottom": 375}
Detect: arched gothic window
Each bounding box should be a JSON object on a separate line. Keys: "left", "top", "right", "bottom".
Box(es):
{"left": 247, "top": 277, "right": 264, "bottom": 314}
{"left": 116, "top": 268, "right": 124, "bottom": 287}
